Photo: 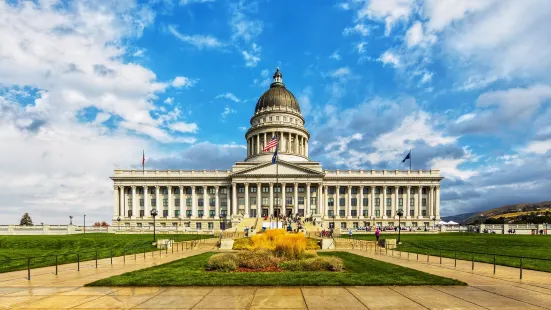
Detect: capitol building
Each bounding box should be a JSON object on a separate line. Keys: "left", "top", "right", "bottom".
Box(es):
{"left": 112, "top": 69, "right": 442, "bottom": 231}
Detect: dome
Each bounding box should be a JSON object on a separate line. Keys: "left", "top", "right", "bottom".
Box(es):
{"left": 254, "top": 68, "right": 301, "bottom": 114}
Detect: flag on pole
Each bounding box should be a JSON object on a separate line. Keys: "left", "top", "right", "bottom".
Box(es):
{"left": 142, "top": 150, "right": 145, "bottom": 172}
{"left": 263, "top": 134, "right": 279, "bottom": 152}
{"left": 401, "top": 151, "right": 411, "bottom": 162}
{"left": 272, "top": 146, "right": 278, "bottom": 164}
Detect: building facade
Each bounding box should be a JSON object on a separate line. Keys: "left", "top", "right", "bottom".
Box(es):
{"left": 111, "top": 69, "right": 442, "bottom": 231}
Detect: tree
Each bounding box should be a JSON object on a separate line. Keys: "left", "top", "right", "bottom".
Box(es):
{"left": 19, "top": 213, "right": 33, "bottom": 226}
{"left": 100, "top": 221, "right": 109, "bottom": 227}
{"left": 93, "top": 222, "right": 102, "bottom": 227}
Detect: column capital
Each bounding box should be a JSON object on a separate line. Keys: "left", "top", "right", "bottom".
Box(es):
{"left": 114, "top": 185, "right": 119, "bottom": 190}
{"left": 244, "top": 183, "right": 249, "bottom": 187}
{"left": 118, "top": 185, "right": 124, "bottom": 190}
{"left": 435, "top": 185, "right": 440, "bottom": 190}
{"left": 155, "top": 185, "right": 160, "bottom": 189}
{"left": 144, "top": 185, "right": 148, "bottom": 189}
{"left": 215, "top": 187, "right": 219, "bottom": 193}
{"left": 336, "top": 185, "right": 340, "bottom": 189}
{"left": 191, "top": 185, "right": 196, "bottom": 189}
{"left": 269, "top": 182, "right": 274, "bottom": 186}
{"left": 167, "top": 185, "right": 172, "bottom": 189}
{"left": 131, "top": 185, "right": 136, "bottom": 189}
{"left": 178, "top": 185, "right": 183, "bottom": 189}
{"left": 406, "top": 185, "right": 411, "bottom": 189}
{"left": 382, "top": 185, "right": 387, "bottom": 189}
{"left": 294, "top": 182, "right": 298, "bottom": 186}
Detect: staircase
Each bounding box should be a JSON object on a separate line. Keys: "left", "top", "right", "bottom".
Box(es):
{"left": 234, "top": 217, "right": 258, "bottom": 233}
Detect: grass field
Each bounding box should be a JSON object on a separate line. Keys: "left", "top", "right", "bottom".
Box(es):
{"left": 352, "top": 233, "right": 551, "bottom": 272}
{"left": 86, "top": 251, "right": 465, "bottom": 286}
{"left": 0, "top": 233, "right": 211, "bottom": 273}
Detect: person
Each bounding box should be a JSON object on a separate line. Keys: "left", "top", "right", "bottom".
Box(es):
{"left": 348, "top": 228, "right": 353, "bottom": 238}
{"left": 244, "top": 226, "right": 249, "bottom": 237}
{"left": 375, "top": 228, "right": 380, "bottom": 242}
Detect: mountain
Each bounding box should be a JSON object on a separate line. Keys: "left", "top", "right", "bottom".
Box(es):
{"left": 442, "top": 212, "right": 480, "bottom": 224}
{"left": 445, "top": 201, "right": 551, "bottom": 224}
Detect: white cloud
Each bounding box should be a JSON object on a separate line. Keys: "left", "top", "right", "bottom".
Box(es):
{"left": 343, "top": 23, "right": 371, "bottom": 36}
{"left": 378, "top": 50, "right": 400, "bottom": 67}
{"left": 168, "top": 25, "right": 224, "bottom": 49}
{"left": 253, "top": 69, "right": 271, "bottom": 87}
{"left": 238, "top": 126, "right": 248, "bottom": 132}
{"left": 172, "top": 76, "right": 198, "bottom": 88}
{"left": 329, "top": 67, "right": 352, "bottom": 78}
{"left": 429, "top": 155, "right": 478, "bottom": 181}
{"left": 229, "top": 0, "right": 263, "bottom": 42}
{"left": 419, "top": 71, "right": 433, "bottom": 84}
{"left": 221, "top": 106, "right": 236, "bottom": 119}
{"left": 215, "top": 92, "right": 240, "bottom": 102}
{"left": 169, "top": 122, "right": 199, "bottom": 133}
{"left": 356, "top": 42, "right": 367, "bottom": 53}
{"left": 523, "top": 139, "right": 551, "bottom": 155}
{"left": 330, "top": 50, "right": 341, "bottom": 60}
{"left": 357, "top": 0, "right": 415, "bottom": 35}
{"left": 164, "top": 97, "right": 174, "bottom": 104}
{"left": 455, "top": 113, "right": 476, "bottom": 124}
{"left": 405, "top": 21, "right": 436, "bottom": 48}
{"left": 180, "top": 0, "right": 215, "bottom": 5}
{"left": 242, "top": 43, "right": 261, "bottom": 67}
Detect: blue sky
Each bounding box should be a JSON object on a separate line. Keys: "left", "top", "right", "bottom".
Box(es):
{"left": 1, "top": 0, "right": 550, "bottom": 224}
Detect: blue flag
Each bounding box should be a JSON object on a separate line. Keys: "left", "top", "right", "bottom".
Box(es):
{"left": 272, "top": 146, "right": 278, "bottom": 164}
{"left": 402, "top": 151, "right": 411, "bottom": 162}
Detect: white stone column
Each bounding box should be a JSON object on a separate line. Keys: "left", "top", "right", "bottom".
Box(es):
{"left": 281, "top": 183, "right": 286, "bottom": 215}
{"left": 335, "top": 186, "right": 340, "bottom": 218}
{"left": 417, "top": 186, "right": 422, "bottom": 219}
{"left": 256, "top": 135, "right": 260, "bottom": 154}
{"left": 435, "top": 186, "right": 441, "bottom": 219}
{"left": 347, "top": 186, "right": 351, "bottom": 219}
{"left": 406, "top": 185, "right": 411, "bottom": 219}
{"left": 167, "top": 186, "right": 173, "bottom": 218}
{"left": 113, "top": 185, "right": 119, "bottom": 217}
{"left": 155, "top": 186, "right": 160, "bottom": 212}
{"left": 232, "top": 183, "right": 237, "bottom": 215}
{"left": 393, "top": 186, "right": 398, "bottom": 219}
{"left": 305, "top": 139, "right": 308, "bottom": 157}
{"left": 306, "top": 183, "right": 311, "bottom": 216}
{"left": 269, "top": 182, "right": 274, "bottom": 216}
{"left": 359, "top": 186, "right": 364, "bottom": 219}
{"left": 178, "top": 186, "right": 184, "bottom": 218}
{"left": 191, "top": 186, "right": 197, "bottom": 218}
{"left": 203, "top": 186, "right": 208, "bottom": 217}
{"left": 257, "top": 183, "right": 262, "bottom": 217}
{"left": 143, "top": 186, "right": 149, "bottom": 218}
{"left": 382, "top": 186, "right": 387, "bottom": 219}
{"left": 369, "top": 187, "right": 375, "bottom": 219}
{"left": 294, "top": 183, "right": 299, "bottom": 216}
{"left": 244, "top": 183, "right": 249, "bottom": 218}
{"left": 294, "top": 134, "right": 298, "bottom": 154}
{"left": 318, "top": 184, "right": 322, "bottom": 216}
{"left": 215, "top": 187, "right": 220, "bottom": 219}
{"left": 428, "top": 186, "right": 433, "bottom": 219}
{"left": 263, "top": 133, "right": 267, "bottom": 152}
{"left": 226, "top": 185, "right": 231, "bottom": 216}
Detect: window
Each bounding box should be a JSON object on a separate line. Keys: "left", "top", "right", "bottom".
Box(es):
{"left": 197, "top": 187, "right": 204, "bottom": 194}
{"left": 274, "top": 197, "right": 281, "bottom": 206}
{"left": 251, "top": 186, "right": 257, "bottom": 193}
{"left": 175, "top": 198, "right": 180, "bottom": 206}
{"left": 286, "top": 187, "right": 293, "bottom": 193}
{"left": 269, "top": 116, "right": 272, "bottom": 121}
{"left": 286, "top": 197, "right": 293, "bottom": 205}
{"left": 174, "top": 210, "right": 180, "bottom": 217}
{"left": 274, "top": 186, "right": 281, "bottom": 193}
{"left": 220, "top": 187, "right": 228, "bottom": 194}
{"left": 398, "top": 198, "right": 403, "bottom": 207}
{"left": 196, "top": 222, "right": 202, "bottom": 229}
{"left": 340, "top": 222, "right": 347, "bottom": 229}
{"left": 139, "top": 210, "right": 144, "bottom": 217}
{"left": 386, "top": 187, "right": 392, "bottom": 194}
{"left": 262, "top": 198, "right": 269, "bottom": 206}
{"left": 410, "top": 198, "right": 415, "bottom": 207}
{"left": 375, "top": 187, "right": 380, "bottom": 194}
{"left": 328, "top": 187, "right": 335, "bottom": 194}
{"left": 238, "top": 198, "right": 245, "bottom": 206}
{"left": 298, "top": 187, "right": 305, "bottom": 193}
{"left": 150, "top": 187, "right": 156, "bottom": 194}
{"left": 186, "top": 187, "right": 192, "bottom": 194}
{"left": 221, "top": 199, "right": 227, "bottom": 207}
{"left": 351, "top": 198, "right": 357, "bottom": 206}
{"left": 375, "top": 210, "right": 380, "bottom": 217}
{"left": 353, "top": 222, "right": 358, "bottom": 228}
{"left": 174, "top": 187, "right": 180, "bottom": 194}
{"left": 198, "top": 210, "right": 204, "bottom": 217}
{"left": 163, "top": 198, "right": 168, "bottom": 207}
{"left": 208, "top": 222, "right": 214, "bottom": 230}
{"left": 422, "top": 198, "right": 427, "bottom": 206}
{"left": 386, "top": 210, "right": 391, "bottom": 217}
{"left": 339, "top": 210, "right": 345, "bottom": 217}
{"left": 186, "top": 198, "right": 192, "bottom": 206}
{"left": 351, "top": 187, "right": 358, "bottom": 194}
{"left": 209, "top": 198, "right": 215, "bottom": 207}
{"left": 163, "top": 210, "right": 168, "bottom": 217}
{"left": 238, "top": 187, "right": 245, "bottom": 193}
{"left": 310, "top": 186, "right": 317, "bottom": 193}
{"left": 339, "top": 187, "right": 346, "bottom": 194}
{"left": 375, "top": 198, "right": 380, "bottom": 207}
{"left": 351, "top": 210, "right": 357, "bottom": 217}
{"left": 198, "top": 198, "right": 204, "bottom": 207}
{"left": 410, "top": 188, "right": 415, "bottom": 194}
{"left": 422, "top": 187, "right": 427, "bottom": 194}
{"left": 127, "top": 198, "right": 132, "bottom": 206}
{"left": 328, "top": 210, "right": 334, "bottom": 217}
{"left": 363, "top": 187, "right": 369, "bottom": 194}
{"left": 162, "top": 188, "right": 168, "bottom": 195}
{"left": 362, "top": 198, "right": 369, "bottom": 207}
{"left": 276, "top": 116, "right": 279, "bottom": 121}
{"left": 422, "top": 210, "right": 427, "bottom": 216}
{"left": 137, "top": 188, "right": 143, "bottom": 194}
{"left": 262, "top": 186, "right": 269, "bottom": 193}
{"left": 209, "top": 210, "right": 215, "bottom": 218}
{"left": 409, "top": 210, "right": 415, "bottom": 216}
{"left": 139, "top": 198, "right": 144, "bottom": 207}
{"left": 208, "top": 187, "right": 216, "bottom": 194}
{"left": 250, "top": 197, "right": 256, "bottom": 206}
{"left": 298, "top": 197, "right": 304, "bottom": 205}
{"left": 328, "top": 198, "right": 334, "bottom": 206}
{"left": 398, "top": 188, "right": 404, "bottom": 194}
{"left": 186, "top": 210, "right": 192, "bottom": 217}
{"left": 151, "top": 198, "right": 156, "bottom": 207}
{"left": 310, "top": 197, "right": 316, "bottom": 206}
{"left": 263, "top": 117, "right": 266, "bottom": 122}
{"left": 362, "top": 210, "right": 368, "bottom": 217}
{"left": 127, "top": 210, "right": 133, "bottom": 217}
{"left": 339, "top": 198, "right": 345, "bottom": 206}
{"left": 386, "top": 198, "right": 391, "bottom": 207}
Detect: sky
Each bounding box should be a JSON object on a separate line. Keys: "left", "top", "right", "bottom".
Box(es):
{"left": 1, "top": 0, "right": 551, "bottom": 225}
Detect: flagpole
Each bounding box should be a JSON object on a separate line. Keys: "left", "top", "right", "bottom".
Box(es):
{"left": 410, "top": 149, "right": 412, "bottom": 171}
{"left": 142, "top": 150, "right": 145, "bottom": 175}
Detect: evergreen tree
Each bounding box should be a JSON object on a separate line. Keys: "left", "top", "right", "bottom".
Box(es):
{"left": 19, "top": 213, "right": 34, "bottom": 226}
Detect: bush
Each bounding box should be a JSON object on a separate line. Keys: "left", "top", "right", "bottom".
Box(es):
{"left": 306, "top": 238, "right": 321, "bottom": 250}
{"left": 232, "top": 238, "right": 253, "bottom": 250}
{"left": 279, "top": 256, "right": 344, "bottom": 272}
{"left": 274, "top": 234, "right": 307, "bottom": 259}
{"left": 206, "top": 253, "right": 238, "bottom": 272}
{"left": 237, "top": 250, "right": 283, "bottom": 269}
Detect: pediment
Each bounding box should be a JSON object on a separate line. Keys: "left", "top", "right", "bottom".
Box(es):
{"left": 232, "top": 160, "right": 323, "bottom": 177}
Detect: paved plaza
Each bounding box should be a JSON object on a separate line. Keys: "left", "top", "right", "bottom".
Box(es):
{"left": 0, "top": 246, "right": 550, "bottom": 309}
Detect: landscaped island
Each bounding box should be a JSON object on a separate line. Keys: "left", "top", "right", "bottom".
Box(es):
{"left": 87, "top": 230, "right": 465, "bottom": 286}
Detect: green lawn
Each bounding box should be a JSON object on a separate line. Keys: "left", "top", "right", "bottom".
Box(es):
{"left": 86, "top": 251, "right": 465, "bottom": 286}
{"left": 0, "top": 233, "right": 211, "bottom": 273}
{"left": 352, "top": 233, "right": 551, "bottom": 272}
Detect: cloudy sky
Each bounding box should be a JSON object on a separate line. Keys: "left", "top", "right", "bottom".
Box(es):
{"left": 1, "top": 0, "right": 550, "bottom": 225}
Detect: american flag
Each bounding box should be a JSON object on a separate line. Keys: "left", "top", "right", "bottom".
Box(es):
{"left": 263, "top": 134, "right": 278, "bottom": 152}
{"left": 142, "top": 150, "right": 145, "bottom": 170}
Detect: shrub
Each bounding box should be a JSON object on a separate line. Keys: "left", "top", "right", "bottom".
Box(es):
{"left": 233, "top": 238, "right": 253, "bottom": 250}
{"left": 237, "top": 250, "right": 283, "bottom": 269}
{"left": 279, "top": 256, "right": 344, "bottom": 272}
{"left": 206, "top": 253, "right": 238, "bottom": 272}
{"left": 274, "top": 234, "right": 307, "bottom": 259}
{"left": 306, "top": 238, "right": 321, "bottom": 250}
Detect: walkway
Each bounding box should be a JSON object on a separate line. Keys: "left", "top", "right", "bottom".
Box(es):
{"left": 0, "top": 244, "right": 550, "bottom": 309}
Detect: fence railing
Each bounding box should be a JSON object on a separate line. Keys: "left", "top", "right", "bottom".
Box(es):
{"left": 0, "top": 236, "right": 214, "bottom": 280}
{"left": 333, "top": 237, "right": 551, "bottom": 280}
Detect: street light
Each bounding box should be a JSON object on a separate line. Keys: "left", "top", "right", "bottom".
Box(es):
{"left": 219, "top": 213, "right": 226, "bottom": 232}
{"left": 83, "top": 214, "right": 86, "bottom": 234}
{"left": 150, "top": 209, "right": 158, "bottom": 243}
{"left": 397, "top": 209, "right": 404, "bottom": 244}
{"left": 432, "top": 216, "right": 436, "bottom": 231}
{"left": 117, "top": 216, "right": 121, "bottom": 231}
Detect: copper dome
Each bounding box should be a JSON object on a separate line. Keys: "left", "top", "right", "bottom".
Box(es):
{"left": 254, "top": 68, "right": 301, "bottom": 113}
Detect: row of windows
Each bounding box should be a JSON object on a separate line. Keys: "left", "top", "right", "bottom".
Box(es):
{"left": 253, "top": 115, "right": 302, "bottom": 126}
{"left": 326, "top": 197, "right": 427, "bottom": 207}
{"left": 325, "top": 210, "right": 428, "bottom": 217}
{"left": 128, "top": 187, "right": 228, "bottom": 195}
{"left": 327, "top": 187, "right": 429, "bottom": 195}
{"left": 127, "top": 198, "right": 227, "bottom": 207}
{"left": 239, "top": 186, "right": 316, "bottom": 193}
{"left": 127, "top": 186, "right": 433, "bottom": 195}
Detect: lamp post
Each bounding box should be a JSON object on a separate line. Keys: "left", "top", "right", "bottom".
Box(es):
{"left": 220, "top": 213, "right": 226, "bottom": 232}
{"left": 178, "top": 216, "right": 182, "bottom": 233}
{"left": 69, "top": 215, "right": 73, "bottom": 225}
{"left": 150, "top": 209, "right": 158, "bottom": 243}
{"left": 545, "top": 223, "right": 548, "bottom": 235}
{"left": 83, "top": 214, "right": 86, "bottom": 234}
{"left": 432, "top": 216, "right": 436, "bottom": 231}
{"left": 117, "top": 216, "right": 120, "bottom": 231}
{"left": 397, "top": 209, "right": 404, "bottom": 244}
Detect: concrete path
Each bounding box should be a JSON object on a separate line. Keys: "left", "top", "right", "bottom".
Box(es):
{"left": 0, "top": 245, "right": 550, "bottom": 309}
